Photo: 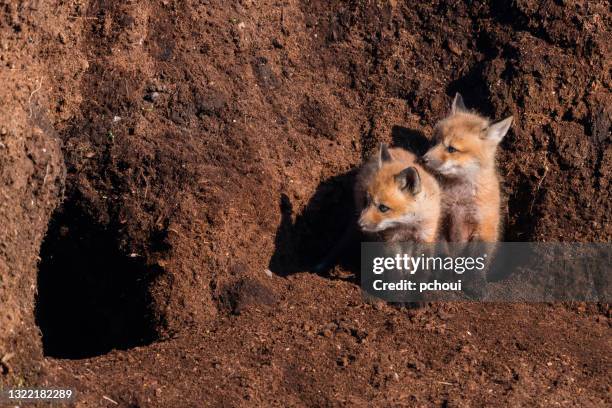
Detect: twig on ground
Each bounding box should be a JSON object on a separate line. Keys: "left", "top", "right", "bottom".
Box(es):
{"left": 530, "top": 161, "right": 549, "bottom": 214}
{"left": 28, "top": 76, "right": 44, "bottom": 118}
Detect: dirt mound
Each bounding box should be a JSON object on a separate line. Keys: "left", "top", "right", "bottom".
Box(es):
{"left": 0, "top": 0, "right": 610, "bottom": 405}
{"left": 0, "top": 30, "right": 65, "bottom": 386}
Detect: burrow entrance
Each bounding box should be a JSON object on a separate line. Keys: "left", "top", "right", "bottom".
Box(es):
{"left": 35, "top": 200, "right": 163, "bottom": 359}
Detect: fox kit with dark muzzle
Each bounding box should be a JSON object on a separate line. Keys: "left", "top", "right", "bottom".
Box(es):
{"left": 355, "top": 143, "right": 441, "bottom": 243}
{"left": 422, "top": 93, "right": 512, "bottom": 243}
{"left": 313, "top": 144, "right": 441, "bottom": 273}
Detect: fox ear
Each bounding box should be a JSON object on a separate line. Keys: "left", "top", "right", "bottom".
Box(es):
{"left": 485, "top": 116, "right": 513, "bottom": 144}
{"left": 451, "top": 93, "right": 468, "bottom": 114}
{"left": 378, "top": 143, "right": 392, "bottom": 167}
{"left": 396, "top": 167, "right": 421, "bottom": 195}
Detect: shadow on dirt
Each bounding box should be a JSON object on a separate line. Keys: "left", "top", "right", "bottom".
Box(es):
{"left": 35, "top": 198, "right": 162, "bottom": 359}
{"left": 268, "top": 127, "right": 431, "bottom": 278}
{"left": 268, "top": 170, "right": 360, "bottom": 278}
{"left": 391, "top": 126, "right": 431, "bottom": 156}
{"left": 446, "top": 72, "right": 495, "bottom": 118}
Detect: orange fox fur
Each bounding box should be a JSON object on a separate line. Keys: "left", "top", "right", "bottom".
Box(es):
{"left": 422, "top": 93, "right": 512, "bottom": 243}
{"left": 355, "top": 143, "right": 441, "bottom": 243}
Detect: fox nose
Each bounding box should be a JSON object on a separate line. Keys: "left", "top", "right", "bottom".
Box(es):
{"left": 358, "top": 217, "right": 367, "bottom": 229}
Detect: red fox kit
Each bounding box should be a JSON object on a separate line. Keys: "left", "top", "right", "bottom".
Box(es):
{"left": 313, "top": 143, "right": 441, "bottom": 273}
{"left": 355, "top": 143, "right": 441, "bottom": 243}
{"left": 422, "top": 93, "right": 512, "bottom": 243}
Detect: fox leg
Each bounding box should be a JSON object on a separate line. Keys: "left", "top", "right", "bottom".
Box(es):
{"left": 474, "top": 214, "right": 499, "bottom": 243}
{"left": 448, "top": 211, "right": 471, "bottom": 242}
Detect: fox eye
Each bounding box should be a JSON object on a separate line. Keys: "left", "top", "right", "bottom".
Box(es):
{"left": 378, "top": 204, "right": 390, "bottom": 213}
{"left": 446, "top": 145, "right": 458, "bottom": 153}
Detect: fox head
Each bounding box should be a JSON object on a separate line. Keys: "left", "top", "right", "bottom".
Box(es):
{"left": 422, "top": 93, "right": 512, "bottom": 179}
{"left": 358, "top": 144, "right": 424, "bottom": 233}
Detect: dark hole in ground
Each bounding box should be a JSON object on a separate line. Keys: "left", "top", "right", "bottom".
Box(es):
{"left": 35, "top": 200, "right": 162, "bottom": 359}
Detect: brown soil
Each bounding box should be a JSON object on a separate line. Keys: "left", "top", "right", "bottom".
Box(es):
{"left": 1, "top": 0, "right": 610, "bottom": 406}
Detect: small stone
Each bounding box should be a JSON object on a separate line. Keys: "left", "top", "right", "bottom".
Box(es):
{"left": 0, "top": 127, "right": 7, "bottom": 135}
{"left": 446, "top": 40, "right": 462, "bottom": 56}
{"left": 144, "top": 92, "right": 160, "bottom": 102}
{"left": 272, "top": 38, "right": 283, "bottom": 49}
{"left": 319, "top": 322, "right": 337, "bottom": 338}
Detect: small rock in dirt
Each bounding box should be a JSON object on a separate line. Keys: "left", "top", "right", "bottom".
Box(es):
{"left": 591, "top": 107, "right": 611, "bottom": 144}
{"left": 272, "top": 38, "right": 283, "bottom": 49}
{"left": 446, "top": 39, "right": 462, "bottom": 56}
{"left": 1, "top": 353, "right": 14, "bottom": 374}
{"left": 196, "top": 90, "right": 227, "bottom": 117}
{"left": 222, "top": 278, "right": 277, "bottom": 315}
{"left": 320, "top": 322, "right": 337, "bottom": 337}
{"left": 351, "top": 328, "right": 368, "bottom": 343}
{"left": 407, "top": 361, "right": 424, "bottom": 371}
{"left": 144, "top": 92, "right": 160, "bottom": 102}
{"left": 337, "top": 356, "right": 349, "bottom": 367}
{"left": 0, "top": 126, "right": 7, "bottom": 135}
{"left": 253, "top": 56, "right": 280, "bottom": 90}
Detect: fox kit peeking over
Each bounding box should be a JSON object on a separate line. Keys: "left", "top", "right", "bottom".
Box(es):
{"left": 422, "top": 93, "right": 512, "bottom": 243}
{"left": 355, "top": 143, "right": 441, "bottom": 243}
